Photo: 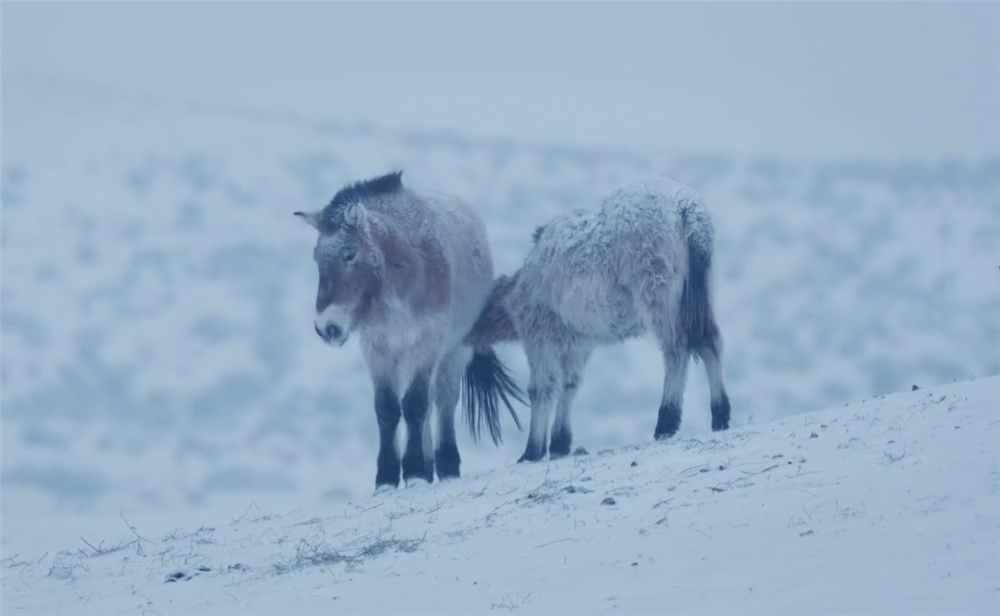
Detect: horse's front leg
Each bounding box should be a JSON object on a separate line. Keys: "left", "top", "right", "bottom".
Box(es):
{"left": 374, "top": 382, "right": 402, "bottom": 489}
{"left": 401, "top": 367, "right": 434, "bottom": 485}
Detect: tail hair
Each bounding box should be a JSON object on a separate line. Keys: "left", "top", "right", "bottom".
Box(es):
{"left": 463, "top": 348, "right": 525, "bottom": 445}
{"left": 679, "top": 200, "right": 720, "bottom": 354}
{"left": 464, "top": 275, "right": 520, "bottom": 349}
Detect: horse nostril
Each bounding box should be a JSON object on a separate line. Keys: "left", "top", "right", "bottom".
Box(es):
{"left": 327, "top": 323, "right": 343, "bottom": 340}
{"left": 316, "top": 322, "right": 343, "bottom": 342}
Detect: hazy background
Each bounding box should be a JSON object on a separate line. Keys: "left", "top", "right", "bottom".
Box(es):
{"left": 3, "top": 3, "right": 998, "bottom": 551}
{"left": 6, "top": 2, "right": 998, "bottom": 158}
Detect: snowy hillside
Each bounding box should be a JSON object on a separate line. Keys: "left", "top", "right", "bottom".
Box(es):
{"left": 4, "top": 74, "right": 999, "bottom": 522}
{"left": 4, "top": 376, "right": 998, "bottom": 614}
{"left": 5, "top": 4, "right": 999, "bottom": 613}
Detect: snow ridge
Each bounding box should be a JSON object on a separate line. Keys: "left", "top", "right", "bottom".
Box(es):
{"left": 5, "top": 377, "right": 998, "bottom": 615}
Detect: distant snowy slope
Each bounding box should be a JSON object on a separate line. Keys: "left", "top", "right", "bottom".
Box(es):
{"left": 3, "top": 74, "right": 999, "bottom": 520}
{"left": 4, "top": 377, "right": 998, "bottom": 615}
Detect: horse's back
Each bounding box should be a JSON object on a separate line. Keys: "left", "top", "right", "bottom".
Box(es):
{"left": 535, "top": 178, "right": 698, "bottom": 255}
{"left": 511, "top": 178, "right": 705, "bottom": 341}
{"left": 595, "top": 178, "right": 702, "bottom": 245}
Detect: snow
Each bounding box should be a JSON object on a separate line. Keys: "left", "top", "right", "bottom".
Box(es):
{"left": 3, "top": 6, "right": 1000, "bottom": 612}
{"left": 4, "top": 377, "right": 998, "bottom": 614}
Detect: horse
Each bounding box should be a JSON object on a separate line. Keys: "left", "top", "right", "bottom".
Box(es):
{"left": 465, "top": 178, "right": 731, "bottom": 463}
{"left": 295, "top": 172, "right": 522, "bottom": 490}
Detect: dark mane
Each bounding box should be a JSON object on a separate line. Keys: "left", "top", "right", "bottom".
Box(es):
{"left": 319, "top": 171, "right": 404, "bottom": 232}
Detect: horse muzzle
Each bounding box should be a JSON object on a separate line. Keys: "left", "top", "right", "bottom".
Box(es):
{"left": 315, "top": 322, "right": 348, "bottom": 346}
{"left": 315, "top": 306, "right": 351, "bottom": 346}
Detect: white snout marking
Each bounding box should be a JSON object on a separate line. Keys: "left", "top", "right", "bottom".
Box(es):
{"left": 315, "top": 304, "right": 352, "bottom": 346}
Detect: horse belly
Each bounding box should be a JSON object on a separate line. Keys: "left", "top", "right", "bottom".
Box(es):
{"left": 557, "top": 277, "right": 644, "bottom": 342}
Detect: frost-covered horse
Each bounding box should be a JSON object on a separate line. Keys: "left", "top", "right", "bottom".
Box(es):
{"left": 296, "top": 172, "right": 522, "bottom": 489}
{"left": 466, "top": 178, "right": 731, "bottom": 462}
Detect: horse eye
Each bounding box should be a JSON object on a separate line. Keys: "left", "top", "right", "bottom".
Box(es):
{"left": 343, "top": 251, "right": 357, "bottom": 263}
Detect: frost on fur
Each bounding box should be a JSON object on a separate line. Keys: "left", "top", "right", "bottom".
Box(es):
{"left": 298, "top": 172, "right": 519, "bottom": 489}
{"left": 467, "top": 178, "right": 731, "bottom": 462}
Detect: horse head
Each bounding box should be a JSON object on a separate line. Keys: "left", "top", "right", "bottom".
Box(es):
{"left": 296, "top": 200, "right": 383, "bottom": 346}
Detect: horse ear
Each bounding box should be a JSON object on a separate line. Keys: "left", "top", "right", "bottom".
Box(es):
{"left": 294, "top": 210, "right": 322, "bottom": 230}
{"left": 344, "top": 202, "right": 367, "bottom": 228}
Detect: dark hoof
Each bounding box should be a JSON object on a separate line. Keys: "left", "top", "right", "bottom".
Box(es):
{"left": 375, "top": 450, "right": 401, "bottom": 489}
{"left": 402, "top": 471, "right": 433, "bottom": 486}
{"left": 375, "top": 470, "right": 400, "bottom": 489}
{"left": 405, "top": 476, "right": 432, "bottom": 488}
{"left": 549, "top": 429, "right": 572, "bottom": 459}
{"left": 518, "top": 450, "right": 545, "bottom": 463}
{"left": 711, "top": 393, "right": 731, "bottom": 432}
{"left": 518, "top": 439, "right": 547, "bottom": 463}
{"left": 435, "top": 446, "right": 461, "bottom": 480}
{"left": 655, "top": 401, "right": 681, "bottom": 439}
{"left": 401, "top": 454, "right": 433, "bottom": 485}
{"left": 435, "top": 465, "right": 460, "bottom": 481}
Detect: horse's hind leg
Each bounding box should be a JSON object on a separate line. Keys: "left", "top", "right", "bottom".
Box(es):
{"left": 645, "top": 281, "right": 690, "bottom": 440}
{"left": 654, "top": 343, "right": 690, "bottom": 440}
{"left": 549, "top": 345, "right": 593, "bottom": 459}
{"left": 434, "top": 346, "right": 472, "bottom": 480}
{"left": 519, "top": 342, "right": 560, "bottom": 463}
{"left": 401, "top": 366, "right": 435, "bottom": 485}
{"left": 696, "top": 335, "right": 730, "bottom": 431}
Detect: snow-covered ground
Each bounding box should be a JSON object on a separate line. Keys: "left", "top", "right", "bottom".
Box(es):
{"left": 4, "top": 376, "right": 998, "bottom": 614}
{"left": 2, "top": 20, "right": 999, "bottom": 612}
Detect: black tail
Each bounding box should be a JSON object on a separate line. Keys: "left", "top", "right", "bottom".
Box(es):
{"left": 463, "top": 349, "right": 525, "bottom": 445}
{"left": 680, "top": 202, "right": 720, "bottom": 354}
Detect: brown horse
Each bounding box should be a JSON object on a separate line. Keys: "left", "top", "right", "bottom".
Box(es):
{"left": 296, "top": 172, "right": 521, "bottom": 491}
